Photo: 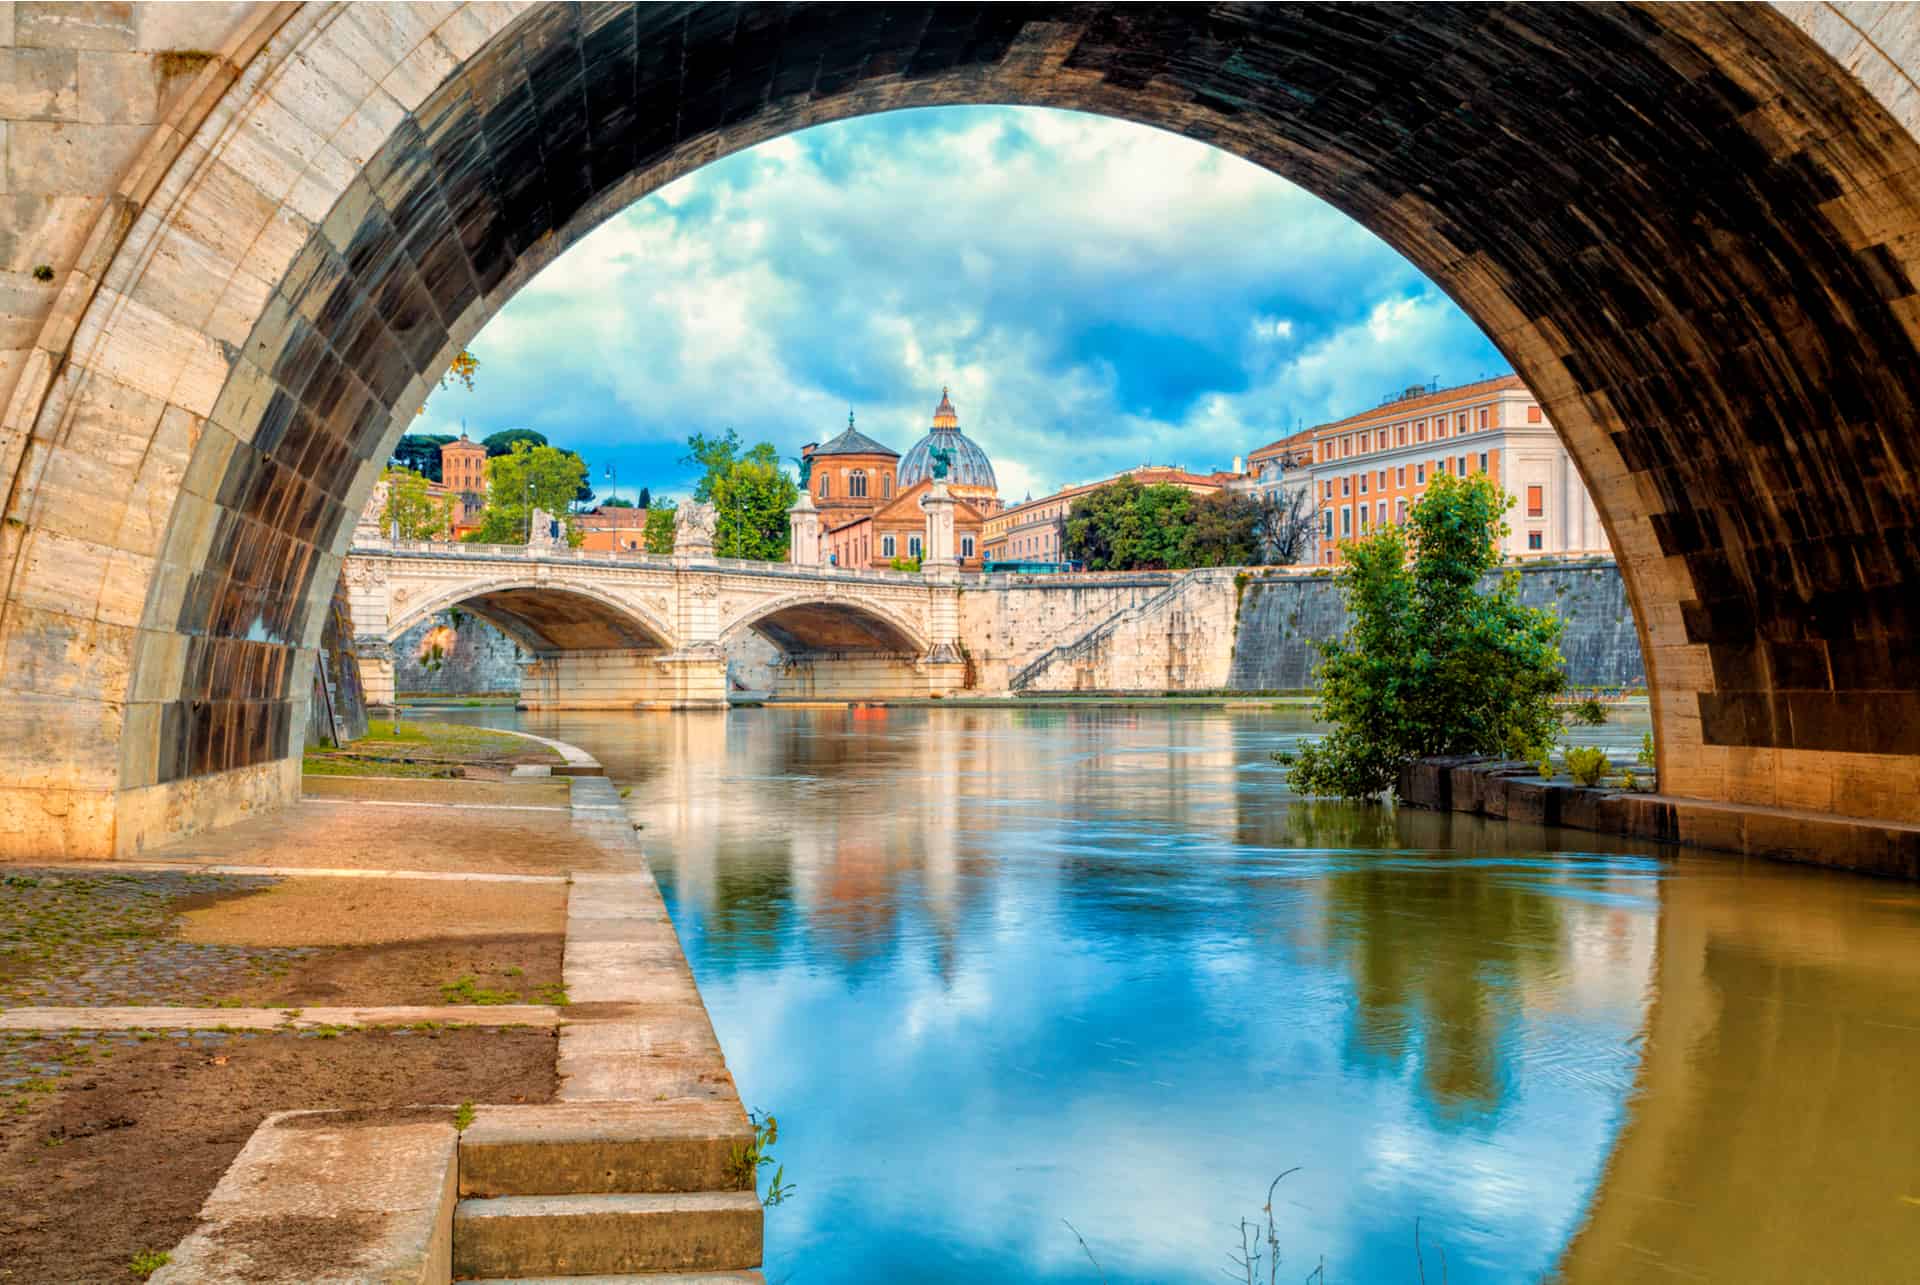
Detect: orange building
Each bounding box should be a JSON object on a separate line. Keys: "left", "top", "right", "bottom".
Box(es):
{"left": 438, "top": 432, "right": 490, "bottom": 536}
{"left": 816, "top": 392, "right": 1000, "bottom": 570}
{"left": 575, "top": 507, "right": 651, "bottom": 552}
{"left": 1306, "top": 375, "right": 1609, "bottom": 564}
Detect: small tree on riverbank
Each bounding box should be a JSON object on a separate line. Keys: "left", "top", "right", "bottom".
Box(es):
{"left": 1288, "top": 473, "right": 1565, "bottom": 798}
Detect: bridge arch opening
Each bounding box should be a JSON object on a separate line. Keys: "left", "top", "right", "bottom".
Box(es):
{"left": 721, "top": 597, "right": 929, "bottom": 659}
{"left": 383, "top": 581, "right": 675, "bottom": 656}
{"left": 5, "top": 3, "right": 1920, "bottom": 856}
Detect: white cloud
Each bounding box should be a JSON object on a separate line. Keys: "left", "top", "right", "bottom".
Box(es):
{"left": 420, "top": 106, "right": 1507, "bottom": 496}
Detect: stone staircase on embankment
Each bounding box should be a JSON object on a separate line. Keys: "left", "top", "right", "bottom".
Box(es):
{"left": 453, "top": 1098, "right": 762, "bottom": 1283}
{"left": 1008, "top": 569, "right": 1233, "bottom": 693}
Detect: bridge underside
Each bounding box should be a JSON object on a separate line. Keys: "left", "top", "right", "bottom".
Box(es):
{"left": 455, "top": 589, "right": 667, "bottom": 654}
{"left": 5, "top": 2, "right": 1920, "bottom": 862}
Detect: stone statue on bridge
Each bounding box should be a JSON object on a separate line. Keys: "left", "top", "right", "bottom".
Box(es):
{"left": 526, "top": 506, "right": 565, "bottom": 549}
{"left": 674, "top": 500, "right": 718, "bottom": 557}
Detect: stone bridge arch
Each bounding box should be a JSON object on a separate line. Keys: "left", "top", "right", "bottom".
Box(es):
{"left": 3, "top": 3, "right": 1920, "bottom": 861}
{"left": 380, "top": 576, "right": 679, "bottom": 655}
{"left": 718, "top": 591, "right": 931, "bottom": 658}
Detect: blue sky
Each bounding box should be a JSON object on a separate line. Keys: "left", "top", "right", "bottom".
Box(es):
{"left": 416, "top": 106, "right": 1510, "bottom": 507}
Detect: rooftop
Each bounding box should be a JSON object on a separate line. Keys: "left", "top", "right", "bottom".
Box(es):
{"left": 1311, "top": 374, "right": 1526, "bottom": 436}
{"left": 808, "top": 412, "right": 899, "bottom": 458}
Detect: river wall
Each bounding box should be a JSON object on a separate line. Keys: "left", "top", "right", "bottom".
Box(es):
{"left": 1229, "top": 558, "right": 1645, "bottom": 691}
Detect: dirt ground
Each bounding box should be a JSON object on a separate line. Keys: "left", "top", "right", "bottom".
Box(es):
{"left": 141, "top": 799, "right": 638, "bottom": 874}
{"left": 0, "top": 1026, "right": 556, "bottom": 1285}
{"left": 177, "top": 879, "right": 569, "bottom": 1007}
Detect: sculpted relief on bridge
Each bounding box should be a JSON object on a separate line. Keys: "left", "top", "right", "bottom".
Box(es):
{"left": 3, "top": 2, "right": 1920, "bottom": 861}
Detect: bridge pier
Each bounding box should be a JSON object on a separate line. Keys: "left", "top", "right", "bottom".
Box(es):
{"left": 773, "top": 652, "right": 965, "bottom": 700}
{"left": 520, "top": 649, "right": 727, "bottom": 711}
{"left": 355, "top": 640, "right": 396, "bottom": 708}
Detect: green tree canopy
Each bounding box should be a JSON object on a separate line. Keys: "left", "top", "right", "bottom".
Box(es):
{"left": 379, "top": 466, "right": 451, "bottom": 540}
{"left": 680, "top": 431, "right": 797, "bottom": 560}
{"left": 390, "top": 434, "right": 453, "bottom": 483}
{"left": 1062, "top": 478, "right": 1261, "bottom": 569}
{"left": 636, "top": 485, "right": 652, "bottom": 510}
{"left": 462, "top": 441, "right": 587, "bottom": 545}
{"left": 482, "top": 428, "right": 547, "bottom": 457}
{"left": 599, "top": 497, "right": 636, "bottom": 508}
{"left": 644, "top": 502, "right": 676, "bottom": 554}
{"left": 1287, "top": 472, "right": 1566, "bottom": 798}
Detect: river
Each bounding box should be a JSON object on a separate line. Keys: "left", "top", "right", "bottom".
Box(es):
{"left": 445, "top": 704, "right": 1920, "bottom": 1283}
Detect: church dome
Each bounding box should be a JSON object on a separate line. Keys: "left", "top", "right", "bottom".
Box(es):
{"left": 898, "top": 389, "right": 998, "bottom": 493}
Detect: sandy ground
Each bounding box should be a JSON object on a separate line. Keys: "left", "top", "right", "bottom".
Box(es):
{"left": 178, "top": 878, "right": 568, "bottom": 947}
{"left": 300, "top": 776, "right": 571, "bottom": 805}
{"left": 0, "top": 1026, "right": 556, "bottom": 1285}
{"left": 139, "top": 799, "right": 638, "bottom": 875}
{"left": 176, "top": 877, "right": 571, "bottom": 1007}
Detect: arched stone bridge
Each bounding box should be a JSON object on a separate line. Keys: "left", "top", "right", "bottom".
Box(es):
{"left": 345, "top": 539, "right": 965, "bottom": 708}
{"left": 5, "top": 1, "right": 1920, "bottom": 866}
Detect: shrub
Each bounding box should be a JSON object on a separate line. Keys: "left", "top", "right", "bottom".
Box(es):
{"left": 1564, "top": 745, "right": 1609, "bottom": 786}
{"left": 1288, "top": 473, "right": 1566, "bottom": 798}
{"left": 1637, "top": 730, "right": 1656, "bottom": 767}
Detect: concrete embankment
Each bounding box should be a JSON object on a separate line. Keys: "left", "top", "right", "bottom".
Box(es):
{"left": 1400, "top": 756, "right": 1920, "bottom": 880}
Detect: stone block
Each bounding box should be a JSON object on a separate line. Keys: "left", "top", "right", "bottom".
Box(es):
{"left": 0, "top": 46, "right": 81, "bottom": 119}
{"left": 0, "top": 685, "right": 124, "bottom": 789}
{"left": 75, "top": 49, "right": 159, "bottom": 123}
{"left": 5, "top": 120, "right": 147, "bottom": 194}
{"left": 458, "top": 1099, "right": 753, "bottom": 1198}
{"left": 15, "top": 2, "right": 135, "bottom": 51}
{"left": 0, "top": 781, "right": 115, "bottom": 858}
{"left": 0, "top": 602, "right": 134, "bottom": 700}
{"left": 152, "top": 1111, "right": 457, "bottom": 1285}
{"left": 133, "top": 0, "right": 254, "bottom": 53}
{"left": 452, "top": 1190, "right": 761, "bottom": 1280}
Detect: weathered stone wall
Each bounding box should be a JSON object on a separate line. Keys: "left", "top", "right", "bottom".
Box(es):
{"left": 393, "top": 611, "right": 525, "bottom": 697}
{"left": 304, "top": 575, "right": 368, "bottom": 747}
{"left": 999, "top": 570, "right": 1242, "bottom": 693}
{"left": 1229, "top": 559, "right": 1645, "bottom": 692}
{"left": 957, "top": 573, "right": 1188, "bottom": 690}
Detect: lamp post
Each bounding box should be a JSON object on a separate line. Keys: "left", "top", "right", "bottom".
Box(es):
{"left": 524, "top": 472, "right": 534, "bottom": 542}
{"left": 604, "top": 461, "right": 616, "bottom": 508}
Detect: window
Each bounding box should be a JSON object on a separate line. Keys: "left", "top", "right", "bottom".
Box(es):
{"left": 1396, "top": 426, "right": 1407, "bottom": 446}
{"left": 909, "top": 535, "right": 922, "bottom": 558}
{"left": 1377, "top": 501, "right": 1387, "bottom": 525}
{"left": 1479, "top": 452, "right": 1489, "bottom": 473}
{"left": 1396, "top": 466, "right": 1406, "bottom": 486}
{"left": 882, "top": 534, "right": 895, "bottom": 558}
{"left": 1478, "top": 408, "right": 1491, "bottom": 429}
{"left": 1526, "top": 485, "right": 1544, "bottom": 517}
{"left": 1358, "top": 505, "right": 1369, "bottom": 530}
{"left": 1397, "top": 499, "right": 1409, "bottom": 522}
{"left": 882, "top": 473, "right": 892, "bottom": 498}
{"left": 1341, "top": 476, "right": 1351, "bottom": 497}
{"left": 1436, "top": 458, "right": 1447, "bottom": 476}
{"left": 849, "top": 469, "right": 867, "bottom": 498}
{"left": 1323, "top": 511, "right": 1333, "bottom": 538}
{"left": 1527, "top": 404, "right": 1543, "bottom": 424}
{"left": 1416, "top": 464, "right": 1426, "bottom": 484}
{"left": 1324, "top": 480, "right": 1334, "bottom": 499}
{"left": 1341, "top": 507, "right": 1352, "bottom": 537}
{"left": 962, "top": 535, "right": 974, "bottom": 558}
{"left": 1377, "top": 430, "right": 1388, "bottom": 450}
{"left": 1458, "top": 455, "right": 1468, "bottom": 475}
{"left": 1458, "top": 413, "right": 1468, "bottom": 433}
{"left": 1528, "top": 531, "right": 1544, "bottom": 550}
{"left": 1358, "top": 474, "right": 1369, "bottom": 495}
{"left": 1416, "top": 422, "right": 1426, "bottom": 443}
{"left": 1377, "top": 470, "right": 1386, "bottom": 488}
{"left": 818, "top": 474, "right": 830, "bottom": 498}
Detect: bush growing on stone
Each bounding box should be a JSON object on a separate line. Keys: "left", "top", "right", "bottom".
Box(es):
{"left": 1288, "top": 473, "right": 1566, "bottom": 799}
{"left": 1564, "top": 746, "right": 1609, "bottom": 787}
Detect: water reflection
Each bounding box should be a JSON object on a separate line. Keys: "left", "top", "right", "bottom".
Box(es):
{"left": 442, "top": 705, "right": 1920, "bottom": 1283}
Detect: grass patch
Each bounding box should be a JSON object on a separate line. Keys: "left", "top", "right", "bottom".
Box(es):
{"left": 303, "top": 718, "right": 561, "bottom": 778}
{"left": 129, "top": 1249, "right": 171, "bottom": 1279}
{"left": 440, "top": 975, "right": 519, "bottom": 1006}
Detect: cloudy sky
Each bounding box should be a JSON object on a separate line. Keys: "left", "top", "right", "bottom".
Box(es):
{"left": 416, "top": 106, "right": 1510, "bottom": 507}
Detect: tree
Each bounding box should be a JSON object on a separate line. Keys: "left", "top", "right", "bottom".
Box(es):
{"left": 415, "top": 348, "right": 478, "bottom": 417}
{"left": 1065, "top": 478, "right": 1192, "bottom": 570}
{"left": 379, "top": 467, "right": 450, "bottom": 540}
{"left": 1251, "top": 485, "right": 1318, "bottom": 564}
{"left": 390, "top": 433, "right": 453, "bottom": 483}
{"left": 462, "top": 441, "right": 588, "bottom": 545}
{"left": 644, "top": 502, "right": 676, "bottom": 554}
{"left": 482, "top": 428, "right": 547, "bottom": 457}
{"left": 681, "top": 431, "right": 798, "bottom": 560}
{"left": 1286, "top": 472, "right": 1566, "bottom": 799}
{"left": 1185, "top": 492, "right": 1261, "bottom": 566}
{"left": 636, "top": 486, "right": 652, "bottom": 510}
{"left": 599, "top": 497, "right": 637, "bottom": 508}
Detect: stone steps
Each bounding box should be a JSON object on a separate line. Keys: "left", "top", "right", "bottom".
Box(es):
{"left": 459, "top": 1100, "right": 753, "bottom": 1197}
{"left": 452, "top": 1191, "right": 762, "bottom": 1279}
{"left": 462, "top": 1273, "right": 764, "bottom": 1284}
